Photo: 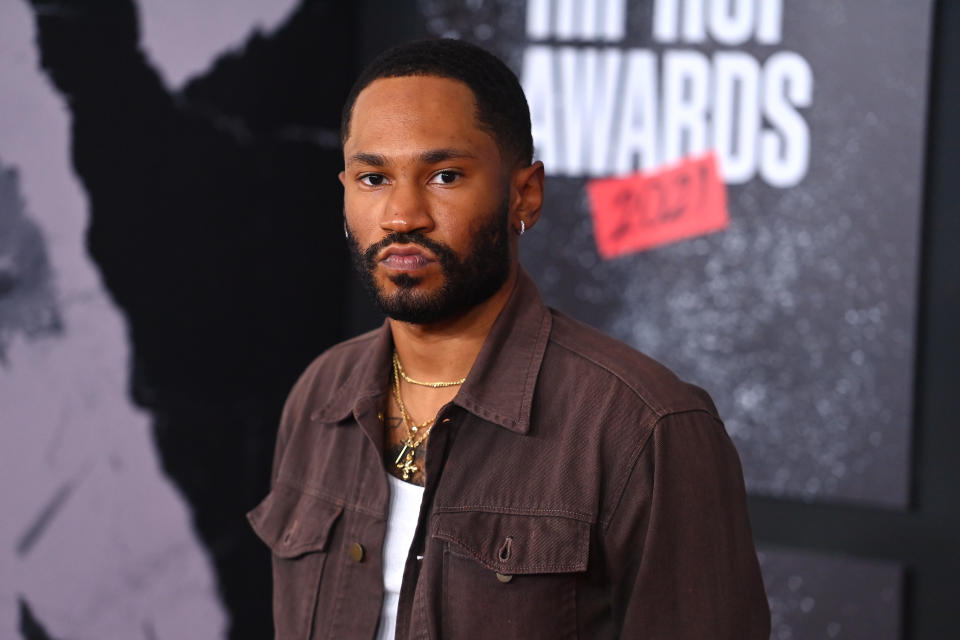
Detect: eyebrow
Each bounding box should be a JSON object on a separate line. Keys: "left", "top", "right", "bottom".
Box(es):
{"left": 347, "top": 148, "right": 477, "bottom": 167}
{"left": 348, "top": 152, "right": 388, "bottom": 167}
{"left": 419, "top": 148, "right": 477, "bottom": 164}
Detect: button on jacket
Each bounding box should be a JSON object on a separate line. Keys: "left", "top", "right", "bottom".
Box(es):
{"left": 248, "top": 269, "right": 771, "bottom": 639}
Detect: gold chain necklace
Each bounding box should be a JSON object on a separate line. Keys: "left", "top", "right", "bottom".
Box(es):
{"left": 391, "top": 356, "right": 436, "bottom": 480}
{"left": 393, "top": 351, "right": 467, "bottom": 388}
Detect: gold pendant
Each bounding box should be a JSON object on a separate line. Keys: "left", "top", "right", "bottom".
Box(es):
{"left": 397, "top": 450, "right": 418, "bottom": 480}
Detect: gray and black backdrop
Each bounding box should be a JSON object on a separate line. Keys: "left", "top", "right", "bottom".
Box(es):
{"left": 0, "top": 1, "right": 956, "bottom": 639}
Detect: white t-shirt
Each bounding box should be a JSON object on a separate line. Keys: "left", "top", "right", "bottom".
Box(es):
{"left": 375, "top": 473, "right": 425, "bottom": 640}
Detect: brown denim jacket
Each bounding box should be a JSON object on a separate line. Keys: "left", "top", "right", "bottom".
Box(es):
{"left": 248, "top": 269, "right": 770, "bottom": 639}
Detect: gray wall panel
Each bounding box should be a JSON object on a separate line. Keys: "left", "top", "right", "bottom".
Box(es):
{"left": 760, "top": 546, "right": 903, "bottom": 640}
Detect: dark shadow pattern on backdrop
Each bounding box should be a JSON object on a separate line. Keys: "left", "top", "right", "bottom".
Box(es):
{"left": 23, "top": 0, "right": 358, "bottom": 636}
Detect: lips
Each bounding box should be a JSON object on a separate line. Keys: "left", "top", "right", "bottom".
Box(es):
{"left": 378, "top": 245, "right": 436, "bottom": 272}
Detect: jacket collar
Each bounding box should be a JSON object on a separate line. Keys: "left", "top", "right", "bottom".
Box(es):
{"left": 314, "top": 267, "right": 552, "bottom": 436}
{"left": 452, "top": 268, "right": 551, "bottom": 434}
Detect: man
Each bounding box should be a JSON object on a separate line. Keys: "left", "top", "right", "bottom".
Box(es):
{"left": 248, "top": 38, "right": 770, "bottom": 639}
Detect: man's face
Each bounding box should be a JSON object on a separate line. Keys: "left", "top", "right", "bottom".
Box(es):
{"left": 340, "top": 75, "right": 514, "bottom": 325}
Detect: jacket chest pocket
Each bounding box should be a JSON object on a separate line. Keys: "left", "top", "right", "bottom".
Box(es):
{"left": 432, "top": 511, "right": 590, "bottom": 640}
{"left": 248, "top": 484, "right": 343, "bottom": 639}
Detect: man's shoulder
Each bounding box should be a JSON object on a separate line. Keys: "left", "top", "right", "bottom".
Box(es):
{"left": 531, "top": 309, "right": 724, "bottom": 528}
{"left": 545, "top": 309, "right": 718, "bottom": 418}
{"left": 282, "top": 327, "right": 382, "bottom": 420}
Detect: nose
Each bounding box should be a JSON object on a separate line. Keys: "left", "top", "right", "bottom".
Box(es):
{"left": 380, "top": 179, "right": 434, "bottom": 235}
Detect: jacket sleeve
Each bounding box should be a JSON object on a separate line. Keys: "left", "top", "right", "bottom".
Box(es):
{"left": 602, "top": 409, "right": 771, "bottom": 639}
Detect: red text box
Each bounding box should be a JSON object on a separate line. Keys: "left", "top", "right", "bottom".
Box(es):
{"left": 586, "top": 152, "right": 729, "bottom": 259}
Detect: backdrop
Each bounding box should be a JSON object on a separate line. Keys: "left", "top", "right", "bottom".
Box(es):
{"left": 1, "top": 1, "right": 952, "bottom": 639}
{"left": 415, "top": 3, "right": 934, "bottom": 634}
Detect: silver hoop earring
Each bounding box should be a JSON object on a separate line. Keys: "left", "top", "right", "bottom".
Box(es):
{"left": 344, "top": 221, "right": 349, "bottom": 239}
{"left": 519, "top": 219, "right": 526, "bottom": 236}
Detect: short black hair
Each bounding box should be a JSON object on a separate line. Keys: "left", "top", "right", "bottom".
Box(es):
{"left": 340, "top": 39, "right": 534, "bottom": 167}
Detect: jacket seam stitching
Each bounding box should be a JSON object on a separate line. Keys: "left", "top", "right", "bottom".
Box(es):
{"left": 273, "top": 478, "right": 383, "bottom": 519}
{"left": 431, "top": 504, "right": 593, "bottom": 521}
{"left": 598, "top": 408, "right": 720, "bottom": 531}
{"left": 518, "top": 309, "right": 550, "bottom": 424}
{"left": 454, "top": 397, "right": 518, "bottom": 430}
{"left": 548, "top": 336, "right": 668, "bottom": 417}
{"left": 436, "top": 530, "right": 588, "bottom": 572}
{"left": 599, "top": 417, "right": 658, "bottom": 532}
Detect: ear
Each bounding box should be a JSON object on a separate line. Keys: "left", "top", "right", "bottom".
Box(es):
{"left": 510, "top": 161, "right": 545, "bottom": 235}
{"left": 338, "top": 170, "right": 346, "bottom": 187}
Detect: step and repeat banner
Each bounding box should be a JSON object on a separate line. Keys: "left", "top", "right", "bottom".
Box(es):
{"left": 421, "top": 0, "right": 931, "bottom": 509}
{"left": 418, "top": 1, "right": 931, "bottom": 637}
{"left": 0, "top": 0, "right": 934, "bottom": 638}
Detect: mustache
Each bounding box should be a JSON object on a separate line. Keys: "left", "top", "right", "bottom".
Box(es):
{"left": 362, "top": 231, "right": 459, "bottom": 266}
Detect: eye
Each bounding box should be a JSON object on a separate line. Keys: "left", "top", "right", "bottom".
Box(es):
{"left": 359, "top": 173, "right": 387, "bottom": 187}
{"left": 429, "top": 170, "right": 462, "bottom": 185}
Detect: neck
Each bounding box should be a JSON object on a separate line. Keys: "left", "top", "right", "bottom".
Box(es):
{"left": 389, "top": 267, "right": 518, "bottom": 382}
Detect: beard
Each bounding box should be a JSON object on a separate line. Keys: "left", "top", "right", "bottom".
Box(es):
{"left": 346, "top": 199, "right": 511, "bottom": 325}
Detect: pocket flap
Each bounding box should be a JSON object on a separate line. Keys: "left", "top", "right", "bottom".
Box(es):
{"left": 247, "top": 484, "right": 343, "bottom": 559}
{"left": 432, "top": 511, "right": 589, "bottom": 574}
